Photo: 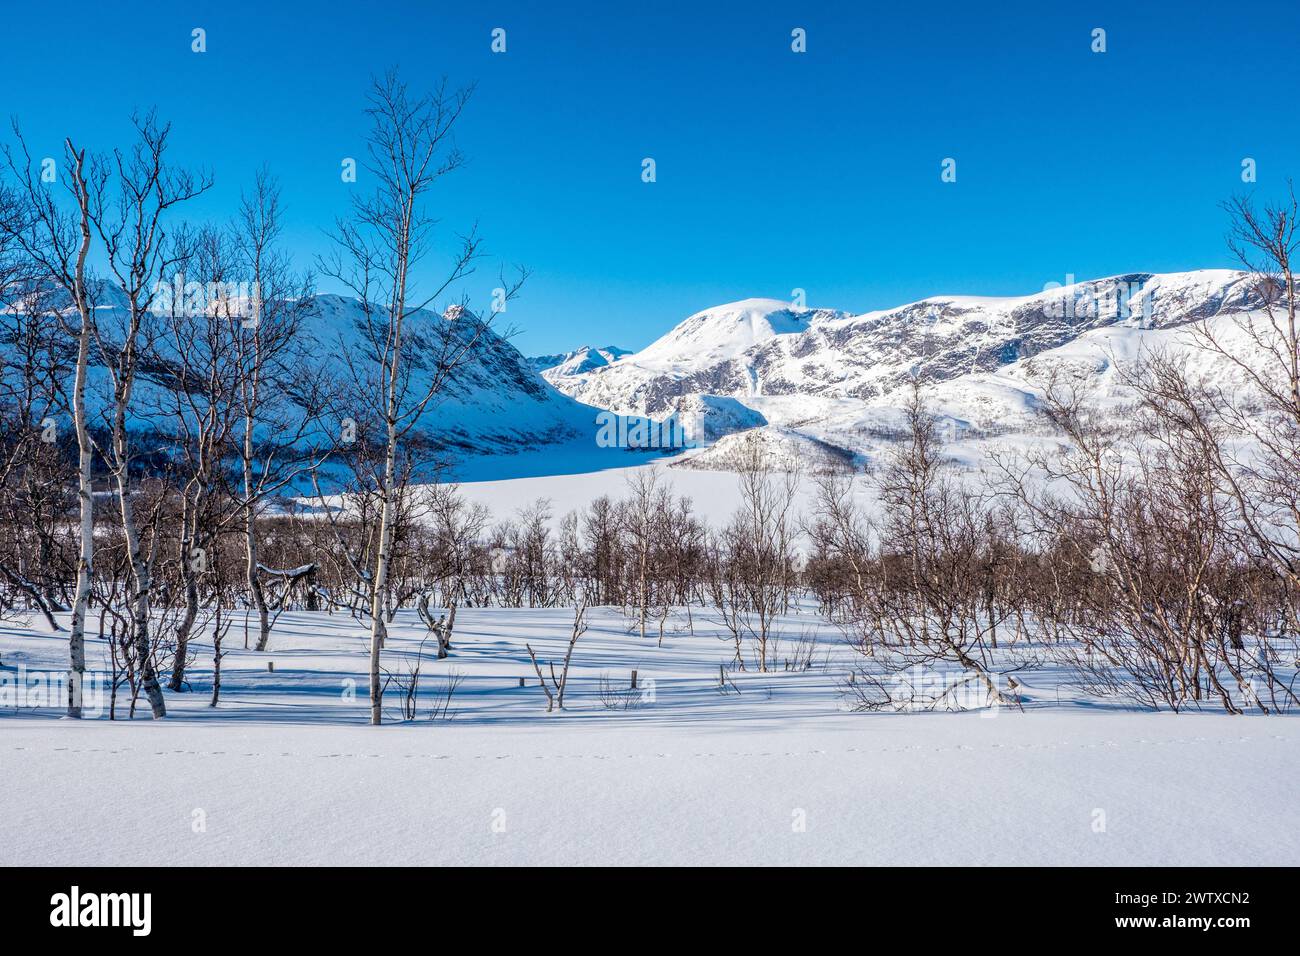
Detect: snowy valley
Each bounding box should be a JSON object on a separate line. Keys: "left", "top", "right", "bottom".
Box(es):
{"left": 5, "top": 265, "right": 1299, "bottom": 867}
{"left": 3, "top": 26, "right": 1299, "bottom": 880}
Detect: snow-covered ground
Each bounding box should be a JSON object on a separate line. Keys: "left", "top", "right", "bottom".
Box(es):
{"left": 3, "top": 605, "right": 1297, "bottom": 866}
{"left": 9, "top": 269, "right": 1289, "bottom": 867}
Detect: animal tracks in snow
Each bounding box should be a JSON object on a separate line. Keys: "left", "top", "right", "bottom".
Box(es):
{"left": 7, "top": 733, "right": 1287, "bottom": 764}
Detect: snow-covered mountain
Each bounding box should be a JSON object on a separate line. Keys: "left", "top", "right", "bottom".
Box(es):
{"left": 548, "top": 273, "right": 1260, "bottom": 416}
{"left": 633, "top": 298, "right": 829, "bottom": 368}
{"left": 24, "top": 270, "right": 1273, "bottom": 479}
{"left": 43, "top": 289, "right": 604, "bottom": 466}
{"left": 548, "top": 299, "right": 849, "bottom": 414}
{"left": 530, "top": 344, "right": 631, "bottom": 386}
{"left": 540, "top": 270, "right": 1269, "bottom": 470}
{"left": 303, "top": 295, "right": 598, "bottom": 456}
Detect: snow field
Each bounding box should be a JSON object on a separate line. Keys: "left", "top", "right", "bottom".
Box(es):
{"left": 2, "top": 604, "right": 1297, "bottom": 865}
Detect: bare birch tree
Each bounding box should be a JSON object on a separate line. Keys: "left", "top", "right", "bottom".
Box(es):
{"left": 0, "top": 188, "right": 71, "bottom": 630}
{"left": 526, "top": 596, "right": 589, "bottom": 713}
{"left": 620, "top": 469, "right": 660, "bottom": 639}
{"left": 321, "top": 71, "right": 524, "bottom": 725}
{"left": 87, "top": 112, "right": 211, "bottom": 718}
{"left": 1168, "top": 187, "right": 1300, "bottom": 604}
{"left": 2, "top": 129, "right": 103, "bottom": 717}
{"left": 706, "top": 433, "right": 801, "bottom": 672}
{"left": 147, "top": 225, "right": 241, "bottom": 691}
{"left": 227, "top": 171, "right": 327, "bottom": 653}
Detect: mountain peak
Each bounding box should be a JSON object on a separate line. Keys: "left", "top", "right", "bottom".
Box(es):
{"left": 531, "top": 344, "right": 630, "bottom": 379}
{"left": 635, "top": 298, "right": 826, "bottom": 369}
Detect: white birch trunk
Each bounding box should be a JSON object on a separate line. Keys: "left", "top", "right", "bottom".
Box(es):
{"left": 115, "top": 466, "right": 165, "bottom": 718}
{"left": 368, "top": 425, "right": 398, "bottom": 725}
{"left": 67, "top": 276, "right": 93, "bottom": 718}
{"left": 66, "top": 146, "right": 94, "bottom": 719}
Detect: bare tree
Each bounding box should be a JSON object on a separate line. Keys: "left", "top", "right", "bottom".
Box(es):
{"left": 840, "top": 386, "right": 1025, "bottom": 708}
{"left": 526, "top": 596, "right": 589, "bottom": 713}
{"left": 321, "top": 71, "right": 524, "bottom": 724}
{"left": 87, "top": 112, "right": 212, "bottom": 718}
{"left": 0, "top": 193, "right": 71, "bottom": 630}
{"left": 1065, "top": 187, "right": 1300, "bottom": 710}
{"left": 146, "top": 224, "right": 244, "bottom": 691}
{"left": 621, "top": 469, "right": 660, "bottom": 639}
{"left": 2, "top": 129, "right": 103, "bottom": 717}
{"left": 706, "top": 432, "right": 801, "bottom": 672}
{"left": 228, "top": 171, "right": 329, "bottom": 653}
{"left": 1164, "top": 187, "right": 1300, "bottom": 606}
{"left": 421, "top": 482, "right": 490, "bottom": 653}
{"left": 998, "top": 362, "right": 1296, "bottom": 714}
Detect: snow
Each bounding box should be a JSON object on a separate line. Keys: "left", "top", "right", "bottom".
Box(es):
{"left": 675, "top": 426, "right": 857, "bottom": 474}
{"left": 37, "top": 270, "right": 1270, "bottom": 480}
{"left": 62, "top": 287, "right": 601, "bottom": 465}
{"left": 631, "top": 298, "right": 822, "bottom": 370}
{"left": 429, "top": 288, "right": 1286, "bottom": 528}
{"left": 7, "top": 268, "right": 1296, "bottom": 866}
{"left": 450, "top": 460, "right": 814, "bottom": 521}
{"left": 5, "top": 712, "right": 1294, "bottom": 866}
{"left": 2, "top": 604, "right": 1298, "bottom": 865}
{"left": 664, "top": 393, "right": 768, "bottom": 444}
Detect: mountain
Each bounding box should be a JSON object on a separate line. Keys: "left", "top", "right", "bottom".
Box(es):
{"left": 32, "top": 289, "right": 606, "bottom": 470}
{"left": 539, "top": 270, "right": 1270, "bottom": 469}
{"left": 302, "top": 295, "right": 601, "bottom": 457}
{"left": 547, "top": 273, "right": 1261, "bottom": 417}
{"left": 633, "top": 298, "right": 827, "bottom": 368}
{"left": 530, "top": 344, "right": 631, "bottom": 384}
{"left": 22, "top": 270, "right": 1271, "bottom": 481}
{"left": 545, "top": 298, "right": 848, "bottom": 415}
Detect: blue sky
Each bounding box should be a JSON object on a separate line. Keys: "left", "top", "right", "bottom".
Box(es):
{"left": 4, "top": 0, "right": 1297, "bottom": 353}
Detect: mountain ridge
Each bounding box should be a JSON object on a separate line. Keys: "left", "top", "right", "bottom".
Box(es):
{"left": 533, "top": 269, "right": 1271, "bottom": 471}
{"left": 541, "top": 270, "right": 1263, "bottom": 417}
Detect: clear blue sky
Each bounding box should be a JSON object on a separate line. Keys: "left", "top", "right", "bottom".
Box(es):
{"left": 4, "top": 0, "right": 1297, "bottom": 353}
